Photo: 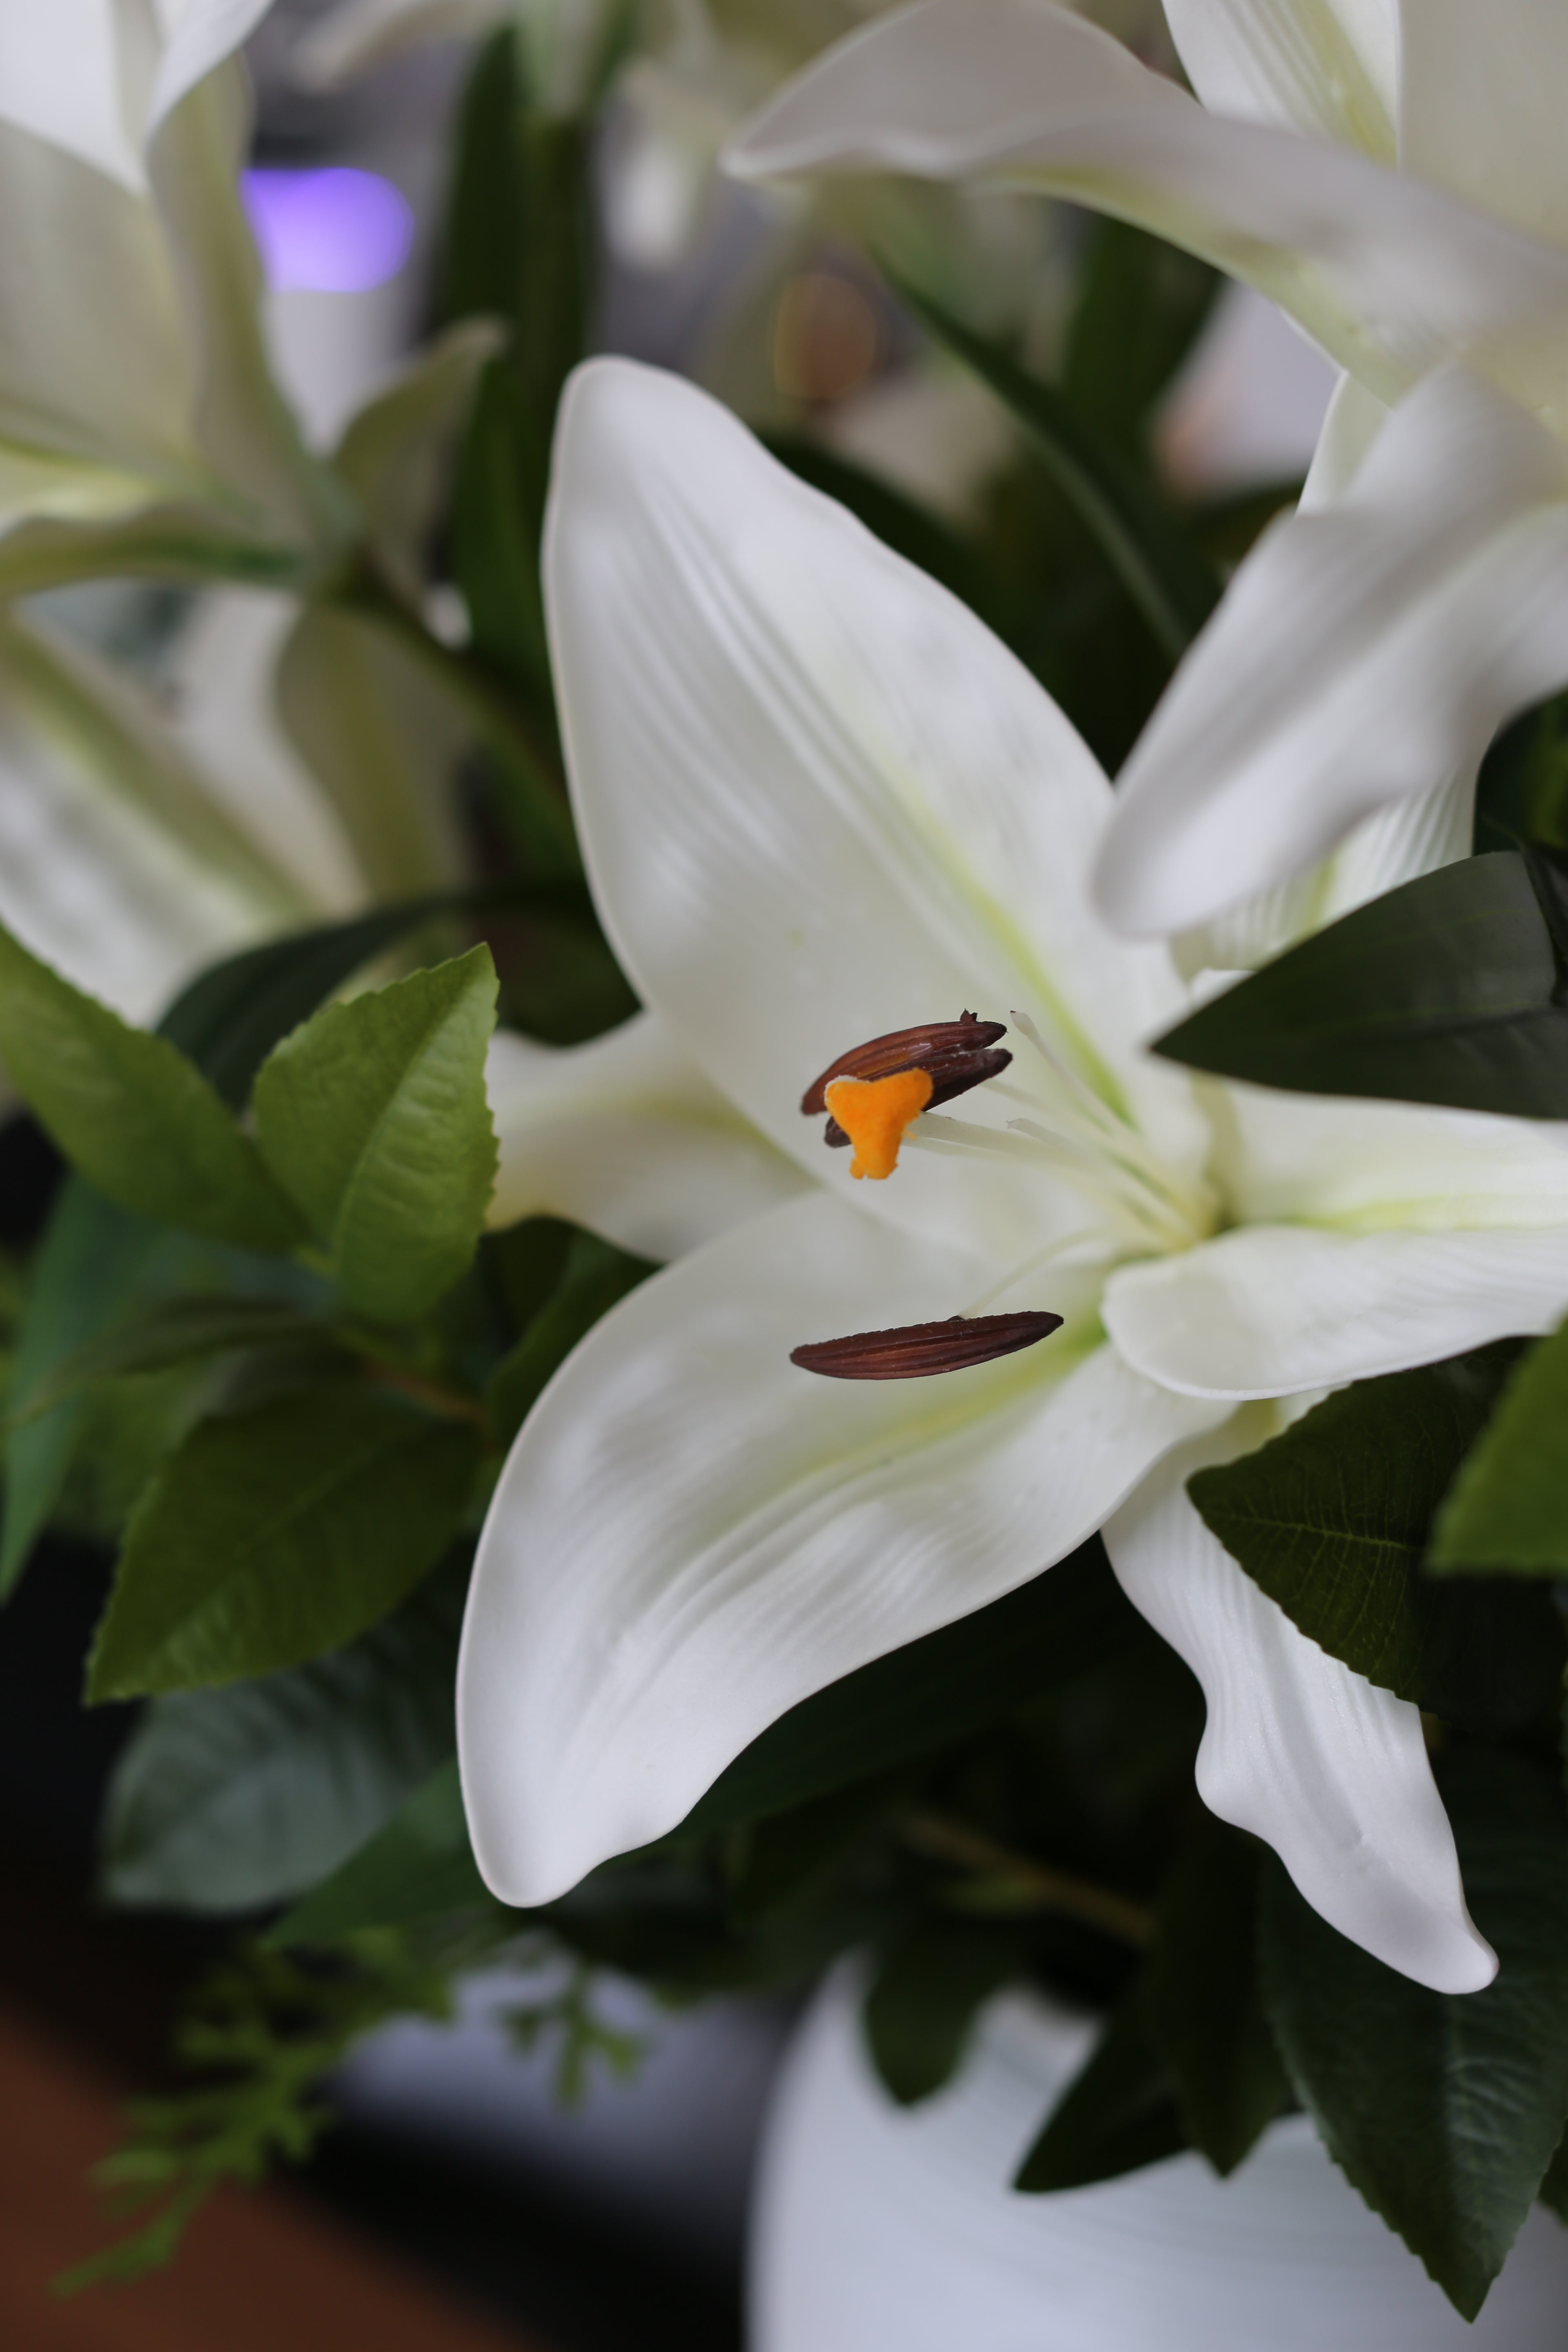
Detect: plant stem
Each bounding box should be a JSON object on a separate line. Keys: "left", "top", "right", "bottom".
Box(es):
{"left": 901, "top": 1811, "right": 1154, "bottom": 1949}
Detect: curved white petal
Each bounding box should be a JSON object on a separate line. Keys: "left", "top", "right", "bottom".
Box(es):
{"left": 1397, "top": 0, "right": 1568, "bottom": 249}
{"left": 545, "top": 357, "right": 1198, "bottom": 1265}
{"left": 1103, "top": 1429, "right": 1495, "bottom": 1993}
{"left": 1298, "top": 369, "right": 1389, "bottom": 508}
{"left": 1098, "top": 369, "right": 1568, "bottom": 937}
{"left": 1163, "top": 0, "right": 1396, "bottom": 159}
{"left": 0, "top": 0, "right": 143, "bottom": 185}
{"left": 459, "top": 1190, "right": 1223, "bottom": 1904}
{"left": 292, "top": 0, "right": 509, "bottom": 91}
{"left": 149, "top": 0, "right": 280, "bottom": 136}
{"left": 1173, "top": 761, "right": 1474, "bottom": 978}
{"left": 486, "top": 1013, "right": 809, "bottom": 1259}
{"left": 1104, "top": 1222, "right": 1568, "bottom": 1400}
{"left": 727, "top": 0, "right": 1568, "bottom": 417}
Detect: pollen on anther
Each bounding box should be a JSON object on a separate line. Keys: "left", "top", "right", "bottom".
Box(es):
{"left": 823, "top": 1068, "right": 933, "bottom": 1179}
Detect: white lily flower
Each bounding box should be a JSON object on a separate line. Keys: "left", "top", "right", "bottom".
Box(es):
{"left": 726, "top": 0, "right": 1568, "bottom": 941}
{"left": 0, "top": 0, "right": 349, "bottom": 592}
{"left": 455, "top": 360, "right": 1568, "bottom": 1991}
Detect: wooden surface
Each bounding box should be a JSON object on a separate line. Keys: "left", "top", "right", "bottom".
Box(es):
{"left": 0, "top": 2003, "right": 548, "bottom": 2352}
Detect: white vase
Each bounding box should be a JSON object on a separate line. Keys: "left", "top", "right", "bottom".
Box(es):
{"left": 749, "top": 1962, "right": 1568, "bottom": 2351}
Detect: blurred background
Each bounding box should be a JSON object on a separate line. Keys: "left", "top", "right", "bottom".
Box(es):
{"left": 0, "top": 5, "right": 1335, "bottom": 2345}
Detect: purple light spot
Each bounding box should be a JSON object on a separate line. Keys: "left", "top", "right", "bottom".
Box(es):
{"left": 242, "top": 168, "right": 414, "bottom": 294}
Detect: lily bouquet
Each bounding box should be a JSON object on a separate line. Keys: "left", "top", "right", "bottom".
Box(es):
{"left": 5, "top": 0, "right": 1568, "bottom": 2333}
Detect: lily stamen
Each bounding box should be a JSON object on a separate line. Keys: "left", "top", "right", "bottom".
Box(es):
{"left": 791, "top": 1311, "right": 1063, "bottom": 1380}
{"left": 803, "top": 1011, "right": 1013, "bottom": 1177}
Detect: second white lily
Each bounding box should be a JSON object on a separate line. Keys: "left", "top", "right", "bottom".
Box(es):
{"left": 462, "top": 359, "right": 1568, "bottom": 1995}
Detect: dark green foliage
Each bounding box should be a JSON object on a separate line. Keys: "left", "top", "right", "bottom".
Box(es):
{"left": 864, "top": 1922, "right": 1026, "bottom": 2105}
{"left": 1260, "top": 1748, "right": 1568, "bottom": 2319}
{"left": 1187, "top": 1349, "right": 1565, "bottom": 1731}
{"left": 1064, "top": 217, "right": 1219, "bottom": 455}
{"left": 1155, "top": 848, "right": 1568, "bottom": 1116}
{"left": 1014, "top": 1993, "right": 1187, "bottom": 2192}
{"left": 1430, "top": 1320, "right": 1568, "bottom": 1574}
{"left": 485, "top": 1228, "right": 654, "bottom": 1447}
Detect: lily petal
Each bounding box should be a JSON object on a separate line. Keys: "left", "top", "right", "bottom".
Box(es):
{"left": 0, "top": 0, "right": 143, "bottom": 185}
{"left": 1398, "top": 0, "right": 1568, "bottom": 248}
{"left": 486, "top": 1012, "right": 808, "bottom": 1258}
{"left": 545, "top": 357, "right": 1198, "bottom": 1263}
{"left": 1104, "top": 1222, "right": 1568, "bottom": 1400}
{"left": 1098, "top": 368, "right": 1568, "bottom": 937}
{"left": 459, "top": 1190, "right": 1222, "bottom": 1904}
{"left": 1162, "top": 0, "right": 1396, "bottom": 159}
{"left": 1103, "top": 1427, "right": 1495, "bottom": 1993}
{"left": 727, "top": 0, "right": 1568, "bottom": 416}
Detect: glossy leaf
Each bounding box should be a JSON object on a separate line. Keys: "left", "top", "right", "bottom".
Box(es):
{"left": 863, "top": 1922, "right": 1025, "bottom": 2105}
{"left": 1187, "top": 1350, "right": 1564, "bottom": 1731}
{"left": 898, "top": 281, "right": 1220, "bottom": 663}
{"left": 1141, "top": 1820, "right": 1289, "bottom": 2175}
{"left": 17, "top": 1295, "right": 324, "bottom": 1421}
{"left": 1155, "top": 851, "right": 1568, "bottom": 1117}
{"left": 1429, "top": 1321, "right": 1568, "bottom": 1575}
{"left": 100, "top": 1565, "right": 466, "bottom": 1913}
{"left": 0, "top": 921, "right": 303, "bottom": 1251}
{"left": 87, "top": 1390, "right": 480, "bottom": 1699}
{"left": 485, "top": 1231, "right": 654, "bottom": 1449}
{"left": 1260, "top": 1747, "right": 1568, "bottom": 2320}
{"left": 679, "top": 1540, "right": 1145, "bottom": 1835}
{"left": 269, "top": 1757, "right": 492, "bottom": 1944}
{"left": 253, "top": 947, "right": 499, "bottom": 1323}
{"left": 1014, "top": 1993, "right": 1186, "bottom": 2192}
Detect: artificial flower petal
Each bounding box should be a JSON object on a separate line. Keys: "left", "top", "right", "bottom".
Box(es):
{"left": 545, "top": 357, "right": 1198, "bottom": 1262}
{"left": 1103, "top": 1429, "right": 1496, "bottom": 1993}
{"left": 1104, "top": 1222, "right": 1568, "bottom": 1401}
{"left": 1397, "top": 0, "right": 1568, "bottom": 250}
{"left": 459, "top": 1190, "right": 1222, "bottom": 1904}
{"left": 1097, "top": 368, "right": 1568, "bottom": 936}
{"left": 486, "top": 1012, "right": 808, "bottom": 1259}
{"left": 1162, "top": 0, "right": 1396, "bottom": 159}
{"left": 727, "top": 0, "right": 1568, "bottom": 417}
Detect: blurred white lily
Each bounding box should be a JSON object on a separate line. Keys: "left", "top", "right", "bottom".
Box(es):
{"left": 0, "top": 0, "right": 350, "bottom": 592}
{"left": 458, "top": 361, "right": 1568, "bottom": 1989}
{"left": 727, "top": 0, "right": 1568, "bottom": 944}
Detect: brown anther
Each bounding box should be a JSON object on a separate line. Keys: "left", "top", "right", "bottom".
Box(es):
{"left": 802, "top": 1013, "right": 1011, "bottom": 1123}
{"left": 790, "top": 1310, "right": 1063, "bottom": 1381}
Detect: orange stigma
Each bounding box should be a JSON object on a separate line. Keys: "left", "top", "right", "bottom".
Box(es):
{"left": 824, "top": 1069, "right": 933, "bottom": 1180}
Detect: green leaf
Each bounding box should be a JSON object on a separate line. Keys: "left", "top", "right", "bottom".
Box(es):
{"left": 0, "top": 921, "right": 303, "bottom": 1250}
{"left": 1014, "top": 1993, "right": 1187, "bottom": 2192}
{"left": 87, "top": 1390, "right": 480, "bottom": 1699}
{"left": 679, "top": 1539, "right": 1145, "bottom": 1834}
{"left": 0, "top": 1185, "right": 158, "bottom": 1594}
{"left": 332, "top": 318, "right": 503, "bottom": 606}
{"left": 15, "top": 1294, "right": 324, "bottom": 1421}
{"left": 485, "top": 1231, "right": 654, "bottom": 1449}
{"left": 268, "top": 1757, "right": 494, "bottom": 1944}
{"left": 1141, "top": 1820, "right": 1289, "bottom": 2176}
{"left": 1154, "top": 849, "right": 1568, "bottom": 1117}
{"left": 863, "top": 1922, "right": 1025, "bottom": 2105}
{"left": 1429, "top": 1321, "right": 1568, "bottom": 1575}
{"left": 253, "top": 947, "right": 499, "bottom": 1323}
{"left": 1259, "top": 1746, "right": 1568, "bottom": 2320}
{"left": 898, "top": 280, "right": 1220, "bottom": 663}
{"left": 1064, "top": 218, "right": 1219, "bottom": 454}
{"left": 100, "top": 1564, "right": 466, "bottom": 1913}
{"left": 1187, "top": 1350, "right": 1564, "bottom": 1732}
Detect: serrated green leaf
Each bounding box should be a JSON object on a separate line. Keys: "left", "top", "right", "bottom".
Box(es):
{"left": 679, "top": 1539, "right": 1144, "bottom": 1835}
{"left": 100, "top": 1564, "right": 466, "bottom": 1913}
{"left": 1187, "top": 1350, "right": 1564, "bottom": 1732}
{"left": 485, "top": 1231, "right": 654, "bottom": 1449}
{"left": 15, "top": 1294, "right": 324, "bottom": 1421}
{"left": 1141, "top": 1820, "right": 1289, "bottom": 2176}
{"left": 1014, "top": 1993, "right": 1187, "bottom": 2192}
{"left": 253, "top": 947, "right": 499, "bottom": 1322}
{"left": 269, "top": 1757, "right": 494, "bottom": 1944}
{"left": 87, "top": 1390, "right": 480, "bottom": 1699}
{"left": 1429, "top": 1321, "right": 1568, "bottom": 1575}
{"left": 863, "top": 1922, "right": 1025, "bottom": 2106}
{"left": 1260, "top": 1746, "right": 1568, "bottom": 2320}
{"left": 898, "top": 280, "right": 1220, "bottom": 663}
{"left": 0, "top": 922, "right": 303, "bottom": 1250}
{"left": 1154, "top": 849, "right": 1568, "bottom": 1117}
